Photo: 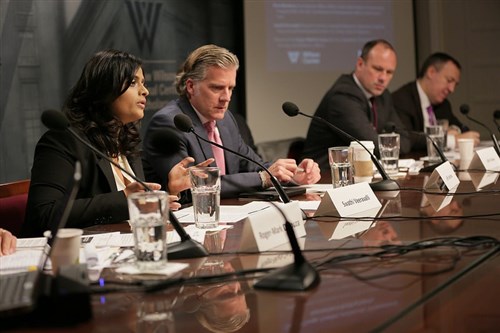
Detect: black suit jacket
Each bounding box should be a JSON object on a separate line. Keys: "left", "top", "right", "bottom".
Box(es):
{"left": 22, "top": 129, "right": 143, "bottom": 237}
{"left": 392, "top": 81, "right": 468, "bottom": 151}
{"left": 142, "top": 97, "right": 266, "bottom": 200}
{"left": 302, "top": 74, "right": 411, "bottom": 170}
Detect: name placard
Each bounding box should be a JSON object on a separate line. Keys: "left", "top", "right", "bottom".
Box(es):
{"left": 470, "top": 172, "right": 500, "bottom": 190}
{"left": 239, "top": 201, "right": 306, "bottom": 252}
{"left": 317, "top": 219, "right": 374, "bottom": 240}
{"left": 314, "top": 182, "right": 382, "bottom": 221}
{"left": 424, "top": 161, "right": 460, "bottom": 192}
{"left": 424, "top": 186, "right": 457, "bottom": 212}
{"left": 469, "top": 147, "right": 500, "bottom": 171}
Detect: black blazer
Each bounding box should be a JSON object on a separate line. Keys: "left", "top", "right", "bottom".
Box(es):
{"left": 392, "top": 81, "right": 468, "bottom": 151}
{"left": 302, "top": 74, "right": 411, "bottom": 170}
{"left": 22, "top": 129, "right": 144, "bottom": 237}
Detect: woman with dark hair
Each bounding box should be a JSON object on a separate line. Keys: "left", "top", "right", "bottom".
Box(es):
{"left": 23, "top": 50, "right": 184, "bottom": 236}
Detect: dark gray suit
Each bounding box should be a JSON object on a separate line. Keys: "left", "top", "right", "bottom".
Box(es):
{"left": 392, "top": 81, "right": 468, "bottom": 151}
{"left": 23, "top": 129, "right": 141, "bottom": 237}
{"left": 302, "top": 74, "right": 411, "bottom": 170}
{"left": 142, "top": 97, "right": 266, "bottom": 200}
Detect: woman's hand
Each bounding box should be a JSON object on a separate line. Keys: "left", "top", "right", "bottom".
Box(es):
{"left": 167, "top": 157, "right": 215, "bottom": 196}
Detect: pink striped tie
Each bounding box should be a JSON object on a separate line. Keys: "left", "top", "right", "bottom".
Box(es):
{"left": 204, "top": 121, "right": 226, "bottom": 175}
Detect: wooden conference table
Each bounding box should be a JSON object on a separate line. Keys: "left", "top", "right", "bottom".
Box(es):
{"left": 10, "top": 168, "right": 500, "bottom": 333}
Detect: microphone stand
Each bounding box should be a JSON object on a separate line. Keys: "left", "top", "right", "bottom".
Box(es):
{"left": 418, "top": 132, "right": 449, "bottom": 172}
{"left": 295, "top": 112, "right": 399, "bottom": 192}
{"left": 253, "top": 203, "right": 320, "bottom": 291}
{"left": 61, "top": 126, "right": 208, "bottom": 260}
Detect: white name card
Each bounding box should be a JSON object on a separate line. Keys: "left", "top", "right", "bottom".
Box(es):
{"left": 469, "top": 147, "right": 500, "bottom": 171}
{"left": 313, "top": 182, "right": 382, "bottom": 221}
{"left": 317, "top": 219, "right": 374, "bottom": 240}
{"left": 470, "top": 172, "right": 499, "bottom": 190}
{"left": 239, "top": 201, "right": 306, "bottom": 252}
{"left": 424, "top": 161, "right": 460, "bottom": 192}
{"left": 424, "top": 186, "right": 457, "bottom": 212}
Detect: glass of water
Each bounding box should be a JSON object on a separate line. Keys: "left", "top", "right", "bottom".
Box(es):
{"left": 328, "top": 146, "right": 353, "bottom": 188}
{"left": 425, "top": 125, "right": 445, "bottom": 163}
{"left": 127, "top": 191, "right": 169, "bottom": 271}
{"left": 378, "top": 133, "right": 400, "bottom": 175}
{"left": 189, "top": 167, "right": 220, "bottom": 229}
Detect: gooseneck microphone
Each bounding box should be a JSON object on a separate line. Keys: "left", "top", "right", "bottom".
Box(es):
{"left": 460, "top": 104, "right": 500, "bottom": 157}
{"left": 173, "top": 113, "right": 319, "bottom": 291}
{"left": 493, "top": 110, "right": 500, "bottom": 134}
{"left": 282, "top": 101, "right": 400, "bottom": 191}
{"left": 41, "top": 110, "right": 208, "bottom": 260}
{"left": 173, "top": 113, "right": 291, "bottom": 203}
{"left": 384, "top": 122, "right": 449, "bottom": 172}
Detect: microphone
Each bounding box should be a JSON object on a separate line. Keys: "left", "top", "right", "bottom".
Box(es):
{"left": 384, "top": 122, "right": 449, "bottom": 173}
{"left": 460, "top": 104, "right": 500, "bottom": 157}
{"left": 173, "top": 113, "right": 291, "bottom": 203}
{"left": 173, "top": 113, "right": 319, "bottom": 291}
{"left": 282, "top": 101, "right": 399, "bottom": 191}
{"left": 41, "top": 110, "right": 208, "bottom": 260}
{"left": 494, "top": 110, "right": 500, "bottom": 133}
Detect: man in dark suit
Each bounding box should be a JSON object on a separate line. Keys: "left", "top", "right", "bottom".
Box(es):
{"left": 392, "top": 52, "right": 480, "bottom": 151}
{"left": 143, "top": 44, "right": 320, "bottom": 200}
{"left": 302, "top": 39, "right": 411, "bottom": 170}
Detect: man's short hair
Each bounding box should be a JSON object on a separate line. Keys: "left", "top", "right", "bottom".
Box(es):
{"left": 417, "top": 52, "right": 461, "bottom": 79}
{"left": 175, "top": 44, "right": 239, "bottom": 97}
{"left": 359, "top": 39, "right": 396, "bottom": 61}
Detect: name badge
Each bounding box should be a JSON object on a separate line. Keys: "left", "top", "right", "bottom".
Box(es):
{"left": 239, "top": 201, "right": 306, "bottom": 252}
{"left": 424, "top": 161, "right": 460, "bottom": 192}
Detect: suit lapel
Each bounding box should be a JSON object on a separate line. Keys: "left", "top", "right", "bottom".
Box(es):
{"left": 411, "top": 82, "right": 424, "bottom": 130}
{"left": 129, "top": 155, "right": 144, "bottom": 180}
{"left": 97, "top": 156, "right": 118, "bottom": 191}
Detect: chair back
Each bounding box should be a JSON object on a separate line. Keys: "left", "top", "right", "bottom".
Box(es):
{"left": 256, "top": 137, "right": 305, "bottom": 164}
{"left": 0, "top": 179, "right": 30, "bottom": 236}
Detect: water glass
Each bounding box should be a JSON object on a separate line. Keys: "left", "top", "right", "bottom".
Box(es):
{"left": 127, "top": 191, "right": 169, "bottom": 271}
{"left": 328, "top": 146, "right": 353, "bottom": 188}
{"left": 425, "top": 125, "right": 445, "bottom": 163}
{"left": 189, "top": 167, "right": 221, "bottom": 229}
{"left": 378, "top": 133, "right": 400, "bottom": 175}
{"left": 437, "top": 119, "right": 450, "bottom": 150}
{"left": 136, "top": 298, "right": 175, "bottom": 333}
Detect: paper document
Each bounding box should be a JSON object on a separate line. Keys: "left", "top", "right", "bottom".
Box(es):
{"left": 174, "top": 203, "right": 265, "bottom": 223}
